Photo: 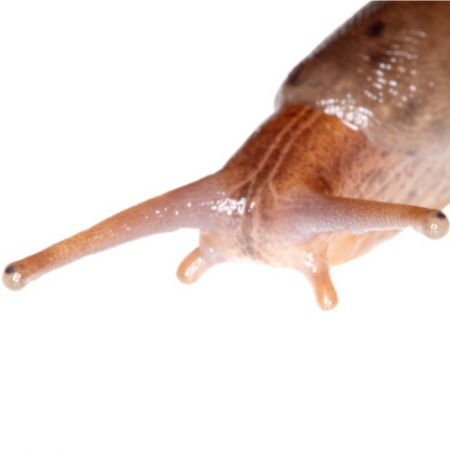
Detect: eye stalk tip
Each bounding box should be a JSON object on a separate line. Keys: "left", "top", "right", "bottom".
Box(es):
{"left": 417, "top": 210, "right": 449, "bottom": 239}
{"left": 3, "top": 264, "right": 26, "bottom": 291}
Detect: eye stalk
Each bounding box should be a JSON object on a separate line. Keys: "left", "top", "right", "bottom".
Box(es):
{"left": 279, "top": 194, "right": 449, "bottom": 241}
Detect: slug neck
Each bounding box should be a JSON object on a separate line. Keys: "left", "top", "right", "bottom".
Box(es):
{"left": 221, "top": 103, "right": 380, "bottom": 206}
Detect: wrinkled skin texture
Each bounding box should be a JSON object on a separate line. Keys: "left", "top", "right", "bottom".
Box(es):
{"left": 4, "top": 1, "right": 450, "bottom": 310}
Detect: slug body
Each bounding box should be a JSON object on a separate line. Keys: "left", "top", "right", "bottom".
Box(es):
{"left": 4, "top": 1, "right": 450, "bottom": 310}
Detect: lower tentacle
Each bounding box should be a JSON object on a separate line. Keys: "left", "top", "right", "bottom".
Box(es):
{"left": 298, "top": 251, "right": 338, "bottom": 311}
{"left": 177, "top": 247, "right": 211, "bottom": 284}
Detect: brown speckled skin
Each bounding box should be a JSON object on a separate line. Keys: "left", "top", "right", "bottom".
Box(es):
{"left": 4, "top": 1, "right": 450, "bottom": 310}
{"left": 280, "top": 1, "right": 450, "bottom": 156}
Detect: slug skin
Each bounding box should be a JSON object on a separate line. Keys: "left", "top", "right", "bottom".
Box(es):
{"left": 4, "top": 1, "right": 450, "bottom": 310}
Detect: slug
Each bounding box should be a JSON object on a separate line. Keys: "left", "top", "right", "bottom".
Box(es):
{"left": 4, "top": 1, "right": 450, "bottom": 310}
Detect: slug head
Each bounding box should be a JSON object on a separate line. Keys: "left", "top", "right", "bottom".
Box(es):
{"left": 174, "top": 104, "right": 449, "bottom": 310}
{"left": 3, "top": 104, "right": 449, "bottom": 310}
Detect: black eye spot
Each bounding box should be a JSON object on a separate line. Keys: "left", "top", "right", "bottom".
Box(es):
{"left": 366, "top": 20, "right": 385, "bottom": 37}
{"left": 436, "top": 212, "right": 446, "bottom": 220}
{"left": 5, "top": 265, "right": 16, "bottom": 274}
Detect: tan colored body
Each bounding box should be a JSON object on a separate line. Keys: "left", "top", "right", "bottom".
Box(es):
{"left": 3, "top": 1, "right": 450, "bottom": 310}
{"left": 280, "top": 1, "right": 450, "bottom": 156}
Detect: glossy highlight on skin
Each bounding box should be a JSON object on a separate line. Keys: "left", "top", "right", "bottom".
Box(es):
{"left": 4, "top": 1, "right": 450, "bottom": 310}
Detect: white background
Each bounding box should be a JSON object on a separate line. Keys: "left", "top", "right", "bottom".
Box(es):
{"left": 1, "top": 1, "right": 450, "bottom": 449}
